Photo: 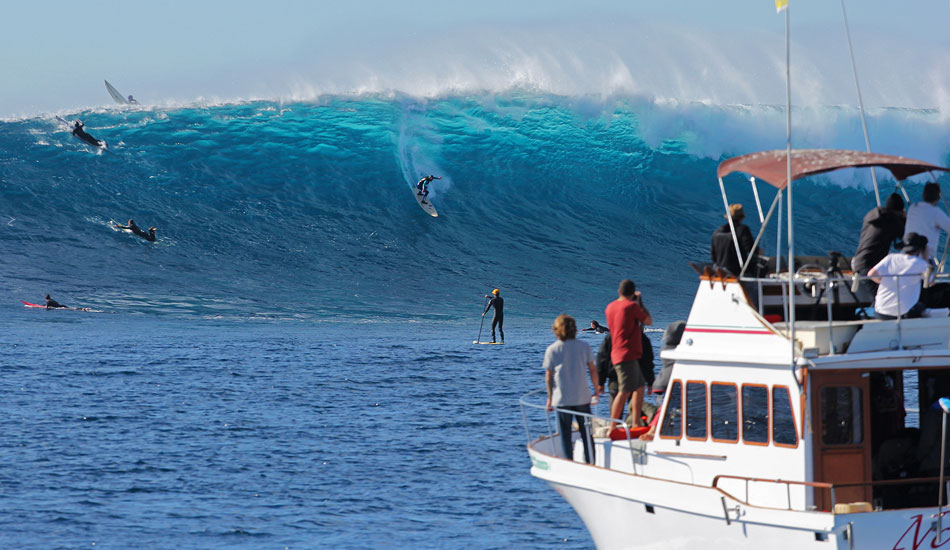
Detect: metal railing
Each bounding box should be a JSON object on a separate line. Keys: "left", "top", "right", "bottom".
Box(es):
{"left": 713, "top": 474, "right": 949, "bottom": 512}
{"left": 520, "top": 388, "right": 645, "bottom": 473}
{"left": 734, "top": 268, "right": 947, "bottom": 354}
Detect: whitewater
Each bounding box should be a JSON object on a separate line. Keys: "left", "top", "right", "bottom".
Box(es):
{"left": 1, "top": 90, "right": 949, "bottom": 549}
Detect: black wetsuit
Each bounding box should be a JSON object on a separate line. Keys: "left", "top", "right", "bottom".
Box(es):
{"left": 483, "top": 295, "right": 504, "bottom": 343}
{"left": 72, "top": 124, "right": 102, "bottom": 148}
{"left": 119, "top": 221, "right": 156, "bottom": 242}
{"left": 416, "top": 176, "right": 436, "bottom": 202}
{"left": 582, "top": 323, "right": 609, "bottom": 334}
{"left": 45, "top": 298, "right": 66, "bottom": 309}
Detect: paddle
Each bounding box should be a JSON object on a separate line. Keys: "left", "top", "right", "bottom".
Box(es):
{"left": 473, "top": 296, "right": 489, "bottom": 344}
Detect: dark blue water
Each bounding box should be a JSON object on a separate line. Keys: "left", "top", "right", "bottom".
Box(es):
{"left": 3, "top": 315, "right": 614, "bottom": 549}
{"left": 1, "top": 93, "right": 948, "bottom": 548}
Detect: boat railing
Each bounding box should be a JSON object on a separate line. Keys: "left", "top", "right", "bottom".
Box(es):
{"left": 520, "top": 388, "right": 644, "bottom": 471}
{"left": 713, "top": 474, "right": 949, "bottom": 512}
{"left": 713, "top": 474, "right": 833, "bottom": 512}
{"left": 731, "top": 268, "right": 948, "bottom": 355}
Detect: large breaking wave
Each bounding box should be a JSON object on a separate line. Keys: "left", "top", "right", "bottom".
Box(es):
{"left": 1, "top": 93, "right": 948, "bottom": 320}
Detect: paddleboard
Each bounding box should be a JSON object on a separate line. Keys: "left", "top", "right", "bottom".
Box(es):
{"left": 104, "top": 79, "right": 131, "bottom": 105}
{"left": 412, "top": 186, "right": 438, "bottom": 217}
{"left": 472, "top": 341, "right": 505, "bottom": 345}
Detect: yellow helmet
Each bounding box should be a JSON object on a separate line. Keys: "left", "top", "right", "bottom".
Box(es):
{"left": 492, "top": 289, "right": 499, "bottom": 295}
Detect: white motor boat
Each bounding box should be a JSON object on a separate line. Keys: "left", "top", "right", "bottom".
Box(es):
{"left": 522, "top": 149, "right": 950, "bottom": 549}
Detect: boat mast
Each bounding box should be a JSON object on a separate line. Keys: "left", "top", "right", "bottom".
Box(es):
{"left": 783, "top": 2, "right": 797, "bottom": 375}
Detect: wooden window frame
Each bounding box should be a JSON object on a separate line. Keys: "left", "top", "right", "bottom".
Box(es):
{"left": 771, "top": 385, "right": 800, "bottom": 448}
{"left": 741, "top": 383, "right": 771, "bottom": 447}
{"left": 659, "top": 380, "right": 683, "bottom": 440}
{"left": 710, "top": 382, "right": 740, "bottom": 444}
{"left": 685, "top": 380, "right": 709, "bottom": 441}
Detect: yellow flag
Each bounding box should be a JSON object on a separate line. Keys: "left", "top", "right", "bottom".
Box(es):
{"left": 775, "top": 0, "right": 788, "bottom": 13}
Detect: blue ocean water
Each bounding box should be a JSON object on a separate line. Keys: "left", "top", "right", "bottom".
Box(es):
{"left": 1, "top": 93, "right": 948, "bottom": 548}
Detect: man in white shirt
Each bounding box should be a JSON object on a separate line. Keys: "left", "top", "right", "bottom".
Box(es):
{"left": 869, "top": 232, "right": 929, "bottom": 319}
{"left": 904, "top": 183, "right": 950, "bottom": 260}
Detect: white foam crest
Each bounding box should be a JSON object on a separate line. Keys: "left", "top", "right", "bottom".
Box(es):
{"left": 267, "top": 18, "right": 949, "bottom": 112}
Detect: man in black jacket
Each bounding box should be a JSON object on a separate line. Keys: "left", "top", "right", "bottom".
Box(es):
{"left": 711, "top": 203, "right": 756, "bottom": 277}
{"left": 852, "top": 193, "right": 906, "bottom": 298}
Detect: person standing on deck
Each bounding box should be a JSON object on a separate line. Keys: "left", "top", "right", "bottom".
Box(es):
{"left": 852, "top": 193, "right": 906, "bottom": 297}
{"left": 904, "top": 182, "right": 950, "bottom": 261}
{"left": 544, "top": 314, "right": 602, "bottom": 464}
{"left": 482, "top": 288, "right": 504, "bottom": 343}
{"left": 710, "top": 203, "right": 756, "bottom": 277}
{"left": 604, "top": 279, "right": 652, "bottom": 430}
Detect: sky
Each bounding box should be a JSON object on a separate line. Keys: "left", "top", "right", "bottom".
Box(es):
{"left": 2, "top": 0, "right": 949, "bottom": 118}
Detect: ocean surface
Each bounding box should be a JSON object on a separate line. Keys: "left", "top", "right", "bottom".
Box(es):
{"left": 1, "top": 93, "right": 948, "bottom": 548}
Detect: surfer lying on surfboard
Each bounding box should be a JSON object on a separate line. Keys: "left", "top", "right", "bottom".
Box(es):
{"left": 45, "top": 294, "right": 89, "bottom": 311}
{"left": 113, "top": 219, "right": 157, "bottom": 242}
{"left": 72, "top": 120, "right": 105, "bottom": 148}
{"left": 416, "top": 175, "right": 441, "bottom": 204}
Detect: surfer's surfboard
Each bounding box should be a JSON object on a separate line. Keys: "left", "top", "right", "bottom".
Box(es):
{"left": 22, "top": 299, "right": 98, "bottom": 312}
{"left": 104, "top": 80, "right": 131, "bottom": 105}
{"left": 473, "top": 341, "right": 505, "bottom": 345}
{"left": 412, "top": 187, "right": 438, "bottom": 217}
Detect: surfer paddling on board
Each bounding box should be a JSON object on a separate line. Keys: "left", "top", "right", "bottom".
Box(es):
{"left": 482, "top": 288, "right": 505, "bottom": 344}
{"left": 581, "top": 320, "right": 609, "bottom": 334}
{"left": 72, "top": 120, "right": 104, "bottom": 148}
{"left": 114, "top": 219, "right": 157, "bottom": 242}
{"left": 416, "top": 175, "right": 441, "bottom": 205}
{"left": 45, "top": 294, "right": 88, "bottom": 311}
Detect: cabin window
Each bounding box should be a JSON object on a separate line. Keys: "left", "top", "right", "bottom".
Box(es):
{"left": 772, "top": 386, "right": 798, "bottom": 447}
{"left": 742, "top": 385, "right": 770, "bottom": 444}
{"left": 711, "top": 383, "right": 739, "bottom": 442}
{"left": 686, "top": 382, "right": 707, "bottom": 440}
{"left": 660, "top": 381, "right": 683, "bottom": 438}
{"left": 821, "top": 386, "right": 863, "bottom": 445}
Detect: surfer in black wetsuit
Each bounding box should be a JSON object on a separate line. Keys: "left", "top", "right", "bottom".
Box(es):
{"left": 72, "top": 120, "right": 103, "bottom": 148}
{"left": 114, "top": 219, "right": 157, "bottom": 242}
{"left": 483, "top": 288, "right": 505, "bottom": 343}
{"left": 45, "top": 294, "right": 67, "bottom": 309}
{"left": 581, "top": 320, "right": 609, "bottom": 334}
{"left": 416, "top": 175, "right": 441, "bottom": 204}
{"left": 44, "top": 293, "right": 89, "bottom": 311}
{"left": 127, "top": 95, "right": 138, "bottom": 104}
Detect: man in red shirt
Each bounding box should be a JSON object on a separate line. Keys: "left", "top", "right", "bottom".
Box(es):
{"left": 605, "top": 279, "right": 653, "bottom": 429}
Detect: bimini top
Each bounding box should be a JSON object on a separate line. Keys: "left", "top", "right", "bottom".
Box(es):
{"left": 717, "top": 149, "right": 950, "bottom": 189}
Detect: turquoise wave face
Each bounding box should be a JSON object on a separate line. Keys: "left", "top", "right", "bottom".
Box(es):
{"left": 0, "top": 94, "right": 946, "bottom": 319}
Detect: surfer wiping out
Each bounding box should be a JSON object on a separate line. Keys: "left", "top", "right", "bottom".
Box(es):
{"left": 114, "top": 219, "right": 157, "bottom": 242}
{"left": 127, "top": 95, "right": 138, "bottom": 104}
{"left": 416, "top": 175, "right": 441, "bottom": 204}
{"left": 72, "top": 120, "right": 104, "bottom": 148}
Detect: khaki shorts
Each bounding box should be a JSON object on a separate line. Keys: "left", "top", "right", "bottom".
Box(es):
{"left": 614, "top": 360, "right": 646, "bottom": 393}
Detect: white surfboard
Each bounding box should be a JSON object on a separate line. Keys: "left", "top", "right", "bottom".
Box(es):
{"left": 412, "top": 186, "right": 438, "bottom": 217}
{"left": 104, "top": 80, "right": 131, "bottom": 105}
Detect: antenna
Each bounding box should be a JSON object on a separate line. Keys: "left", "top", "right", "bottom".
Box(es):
{"left": 840, "top": 0, "right": 881, "bottom": 206}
